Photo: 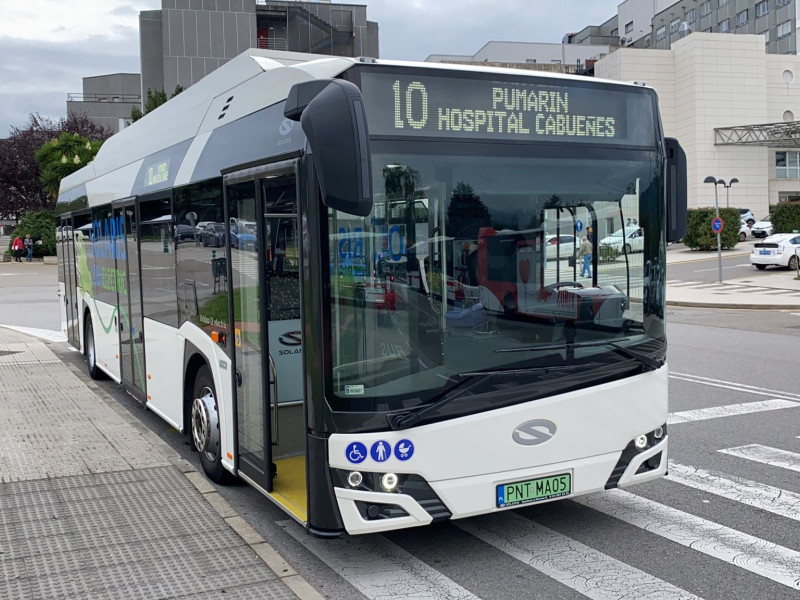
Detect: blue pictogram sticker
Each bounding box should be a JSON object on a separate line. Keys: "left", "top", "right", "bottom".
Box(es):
{"left": 575, "top": 220, "right": 584, "bottom": 233}
{"left": 346, "top": 442, "right": 367, "bottom": 464}
{"left": 370, "top": 440, "right": 390, "bottom": 462}
{"left": 394, "top": 439, "right": 414, "bottom": 461}
{"left": 497, "top": 486, "right": 506, "bottom": 507}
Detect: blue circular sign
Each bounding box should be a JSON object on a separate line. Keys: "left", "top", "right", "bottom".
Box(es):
{"left": 346, "top": 442, "right": 367, "bottom": 464}
{"left": 711, "top": 217, "right": 724, "bottom": 233}
{"left": 394, "top": 439, "right": 415, "bottom": 461}
{"left": 575, "top": 220, "right": 584, "bottom": 233}
{"left": 370, "top": 440, "right": 391, "bottom": 462}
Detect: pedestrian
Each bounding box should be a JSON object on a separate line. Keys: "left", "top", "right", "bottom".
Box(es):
{"left": 578, "top": 235, "right": 592, "bottom": 278}
{"left": 11, "top": 235, "right": 24, "bottom": 262}
{"left": 24, "top": 234, "right": 33, "bottom": 262}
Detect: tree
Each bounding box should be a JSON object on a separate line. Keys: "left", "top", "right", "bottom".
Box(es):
{"left": 447, "top": 181, "right": 490, "bottom": 238}
{"left": 6, "top": 210, "right": 57, "bottom": 256}
{"left": 131, "top": 85, "right": 185, "bottom": 122}
{"left": 0, "top": 113, "right": 111, "bottom": 219}
{"left": 35, "top": 132, "right": 103, "bottom": 198}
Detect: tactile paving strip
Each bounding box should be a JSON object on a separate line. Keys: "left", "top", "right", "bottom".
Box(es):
{"left": 0, "top": 467, "right": 295, "bottom": 600}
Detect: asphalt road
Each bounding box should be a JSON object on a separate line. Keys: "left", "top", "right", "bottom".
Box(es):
{"left": 3, "top": 262, "right": 800, "bottom": 600}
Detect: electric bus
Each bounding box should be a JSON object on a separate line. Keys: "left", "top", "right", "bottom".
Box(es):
{"left": 56, "top": 49, "right": 687, "bottom": 537}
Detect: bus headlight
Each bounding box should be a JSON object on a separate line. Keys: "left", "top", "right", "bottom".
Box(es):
{"left": 381, "top": 473, "right": 399, "bottom": 492}
{"left": 634, "top": 434, "right": 648, "bottom": 450}
{"left": 347, "top": 471, "right": 363, "bottom": 488}
{"left": 653, "top": 426, "right": 664, "bottom": 439}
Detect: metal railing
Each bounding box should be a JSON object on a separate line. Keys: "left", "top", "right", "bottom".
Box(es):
{"left": 67, "top": 93, "right": 141, "bottom": 103}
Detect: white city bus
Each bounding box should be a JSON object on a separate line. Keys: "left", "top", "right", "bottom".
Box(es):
{"left": 56, "top": 49, "right": 686, "bottom": 537}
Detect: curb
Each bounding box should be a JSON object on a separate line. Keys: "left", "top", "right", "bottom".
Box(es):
{"left": 666, "top": 299, "right": 800, "bottom": 310}
{"left": 54, "top": 341, "right": 325, "bottom": 600}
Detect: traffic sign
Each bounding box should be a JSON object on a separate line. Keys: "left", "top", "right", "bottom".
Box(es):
{"left": 711, "top": 217, "right": 724, "bottom": 234}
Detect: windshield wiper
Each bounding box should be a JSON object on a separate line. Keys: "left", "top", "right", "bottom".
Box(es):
{"left": 386, "top": 365, "right": 581, "bottom": 431}
{"left": 495, "top": 338, "right": 662, "bottom": 372}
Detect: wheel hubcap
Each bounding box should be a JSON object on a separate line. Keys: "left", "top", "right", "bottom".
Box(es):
{"left": 191, "top": 387, "right": 219, "bottom": 457}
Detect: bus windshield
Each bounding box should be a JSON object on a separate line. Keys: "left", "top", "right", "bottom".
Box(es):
{"left": 326, "top": 143, "right": 664, "bottom": 414}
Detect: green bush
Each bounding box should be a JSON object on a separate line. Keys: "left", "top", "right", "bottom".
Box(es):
{"left": 6, "top": 210, "right": 57, "bottom": 256}
{"left": 598, "top": 243, "right": 620, "bottom": 262}
{"left": 771, "top": 202, "right": 800, "bottom": 235}
{"left": 682, "top": 207, "right": 741, "bottom": 250}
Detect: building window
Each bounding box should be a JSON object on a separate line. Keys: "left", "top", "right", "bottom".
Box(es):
{"left": 776, "top": 152, "right": 800, "bottom": 178}
{"left": 686, "top": 8, "right": 696, "bottom": 23}
{"left": 736, "top": 10, "right": 748, "bottom": 27}
{"left": 625, "top": 21, "right": 633, "bottom": 34}
{"left": 611, "top": 28, "right": 618, "bottom": 37}
{"left": 719, "top": 0, "right": 728, "bottom": 6}
{"left": 763, "top": 29, "right": 770, "bottom": 42}
{"left": 778, "top": 20, "right": 792, "bottom": 38}
{"left": 670, "top": 18, "right": 681, "bottom": 32}
{"left": 756, "top": 1, "right": 769, "bottom": 17}
{"left": 776, "top": 0, "right": 790, "bottom": 6}
{"left": 701, "top": 1, "right": 712, "bottom": 16}
{"left": 656, "top": 25, "right": 666, "bottom": 40}
{"left": 719, "top": 19, "right": 730, "bottom": 33}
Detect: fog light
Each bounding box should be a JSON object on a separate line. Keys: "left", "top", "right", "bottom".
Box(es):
{"left": 653, "top": 426, "right": 664, "bottom": 440}
{"left": 381, "top": 473, "right": 398, "bottom": 492}
{"left": 634, "top": 434, "right": 648, "bottom": 450}
{"left": 347, "top": 471, "right": 363, "bottom": 488}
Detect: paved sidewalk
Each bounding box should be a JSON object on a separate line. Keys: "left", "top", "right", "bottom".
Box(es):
{"left": 665, "top": 241, "right": 800, "bottom": 309}
{"left": 0, "top": 327, "right": 320, "bottom": 600}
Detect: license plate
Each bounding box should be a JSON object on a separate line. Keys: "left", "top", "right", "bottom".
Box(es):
{"left": 759, "top": 250, "right": 771, "bottom": 255}
{"left": 496, "top": 473, "right": 571, "bottom": 508}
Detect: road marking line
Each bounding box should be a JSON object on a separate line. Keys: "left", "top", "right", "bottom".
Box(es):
{"left": 576, "top": 490, "right": 800, "bottom": 590}
{"left": 667, "top": 461, "right": 800, "bottom": 521}
{"left": 278, "top": 520, "right": 480, "bottom": 600}
{"left": 458, "top": 512, "right": 703, "bottom": 600}
{"left": 669, "top": 373, "right": 800, "bottom": 402}
{"left": 668, "top": 399, "right": 800, "bottom": 424}
{"left": 719, "top": 444, "right": 800, "bottom": 473}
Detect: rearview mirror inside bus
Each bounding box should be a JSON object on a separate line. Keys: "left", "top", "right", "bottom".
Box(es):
{"left": 285, "top": 79, "right": 373, "bottom": 217}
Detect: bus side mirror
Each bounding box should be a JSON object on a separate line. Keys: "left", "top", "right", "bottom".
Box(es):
{"left": 665, "top": 137, "right": 687, "bottom": 243}
{"left": 285, "top": 80, "right": 373, "bottom": 217}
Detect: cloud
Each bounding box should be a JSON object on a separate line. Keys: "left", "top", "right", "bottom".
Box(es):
{"left": 367, "top": 0, "right": 619, "bottom": 61}
{"left": 0, "top": 35, "right": 141, "bottom": 135}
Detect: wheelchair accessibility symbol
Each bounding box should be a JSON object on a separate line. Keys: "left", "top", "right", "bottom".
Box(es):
{"left": 346, "top": 442, "right": 367, "bottom": 464}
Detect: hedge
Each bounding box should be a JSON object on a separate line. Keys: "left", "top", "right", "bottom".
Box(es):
{"left": 5, "top": 210, "right": 57, "bottom": 257}
{"left": 682, "top": 207, "right": 741, "bottom": 251}
{"left": 771, "top": 202, "right": 800, "bottom": 235}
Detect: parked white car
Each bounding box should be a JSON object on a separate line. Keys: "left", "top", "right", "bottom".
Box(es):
{"left": 544, "top": 234, "right": 577, "bottom": 260}
{"left": 738, "top": 220, "right": 750, "bottom": 242}
{"left": 600, "top": 226, "right": 644, "bottom": 254}
{"left": 750, "top": 215, "right": 773, "bottom": 238}
{"left": 750, "top": 233, "right": 800, "bottom": 270}
{"left": 739, "top": 208, "right": 756, "bottom": 227}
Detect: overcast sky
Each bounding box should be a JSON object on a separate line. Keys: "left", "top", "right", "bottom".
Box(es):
{"left": 0, "top": 0, "right": 619, "bottom": 136}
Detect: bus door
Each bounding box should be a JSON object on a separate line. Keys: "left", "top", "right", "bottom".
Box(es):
{"left": 113, "top": 200, "right": 146, "bottom": 399}
{"left": 225, "top": 159, "right": 307, "bottom": 523}
{"left": 60, "top": 214, "right": 79, "bottom": 346}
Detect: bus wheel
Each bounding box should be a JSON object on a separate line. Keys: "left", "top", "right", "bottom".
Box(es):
{"left": 191, "top": 365, "right": 230, "bottom": 483}
{"left": 84, "top": 317, "right": 105, "bottom": 380}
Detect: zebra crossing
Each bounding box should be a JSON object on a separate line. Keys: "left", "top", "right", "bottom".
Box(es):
{"left": 666, "top": 279, "right": 800, "bottom": 297}
{"left": 279, "top": 383, "right": 800, "bottom": 600}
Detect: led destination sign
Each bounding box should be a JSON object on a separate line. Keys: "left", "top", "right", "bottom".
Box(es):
{"left": 360, "top": 72, "right": 655, "bottom": 146}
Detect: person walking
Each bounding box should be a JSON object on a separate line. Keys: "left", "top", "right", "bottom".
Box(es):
{"left": 578, "top": 235, "right": 592, "bottom": 278}
{"left": 24, "top": 234, "right": 33, "bottom": 262}
{"left": 11, "top": 235, "right": 24, "bottom": 262}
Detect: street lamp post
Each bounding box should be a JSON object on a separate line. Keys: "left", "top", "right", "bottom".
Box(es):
{"left": 722, "top": 177, "right": 739, "bottom": 209}
{"left": 703, "top": 176, "right": 724, "bottom": 283}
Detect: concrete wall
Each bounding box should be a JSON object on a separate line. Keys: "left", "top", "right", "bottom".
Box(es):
{"left": 427, "top": 41, "right": 609, "bottom": 66}
{"left": 596, "top": 33, "right": 792, "bottom": 217}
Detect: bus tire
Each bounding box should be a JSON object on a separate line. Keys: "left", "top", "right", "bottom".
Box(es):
{"left": 84, "top": 317, "right": 105, "bottom": 380}
{"left": 191, "top": 365, "right": 231, "bottom": 484}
